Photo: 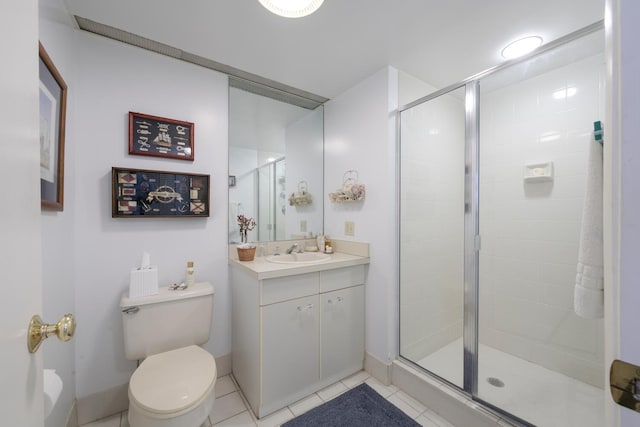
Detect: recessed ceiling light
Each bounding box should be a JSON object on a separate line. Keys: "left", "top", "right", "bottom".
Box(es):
{"left": 501, "top": 36, "right": 543, "bottom": 59}
{"left": 258, "top": 0, "right": 324, "bottom": 18}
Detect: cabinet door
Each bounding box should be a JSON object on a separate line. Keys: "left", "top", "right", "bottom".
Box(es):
{"left": 261, "top": 295, "right": 319, "bottom": 407}
{"left": 321, "top": 285, "right": 365, "bottom": 381}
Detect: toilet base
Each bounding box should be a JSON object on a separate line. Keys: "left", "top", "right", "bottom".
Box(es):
{"left": 128, "top": 391, "right": 215, "bottom": 427}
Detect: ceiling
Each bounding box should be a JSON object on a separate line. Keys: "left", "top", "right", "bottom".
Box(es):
{"left": 61, "top": 0, "right": 604, "bottom": 101}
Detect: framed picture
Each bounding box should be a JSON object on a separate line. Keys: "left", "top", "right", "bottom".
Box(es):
{"left": 112, "top": 167, "right": 210, "bottom": 218}
{"left": 228, "top": 175, "right": 236, "bottom": 187}
{"left": 129, "top": 112, "right": 194, "bottom": 161}
{"left": 39, "top": 42, "right": 67, "bottom": 211}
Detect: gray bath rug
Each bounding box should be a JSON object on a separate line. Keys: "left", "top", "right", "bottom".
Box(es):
{"left": 282, "top": 383, "right": 420, "bottom": 427}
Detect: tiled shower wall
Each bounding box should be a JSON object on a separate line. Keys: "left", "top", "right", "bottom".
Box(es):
{"left": 478, "top": 52, "right": 605, "bottom": 387}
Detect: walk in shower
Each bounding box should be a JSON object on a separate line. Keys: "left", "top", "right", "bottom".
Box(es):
{"left": 399, "top": 24, "right": 605, "bottom": 426}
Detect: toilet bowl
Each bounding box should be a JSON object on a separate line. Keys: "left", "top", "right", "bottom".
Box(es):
{"left": 120, "top": 282, "right": 217, "bottom": 427}
{"left": 128, "top": 345, "right": 217, "bottom": 427}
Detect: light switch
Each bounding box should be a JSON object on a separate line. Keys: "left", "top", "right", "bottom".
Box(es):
{"left": 345, "top": 221, "right": 355, "bottom": 236}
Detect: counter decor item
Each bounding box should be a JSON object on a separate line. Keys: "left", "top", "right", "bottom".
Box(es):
{"left": 237, "top": 214, "right": 257, "bottom": 261}
{"left": 129, "top": 111, "right": 194, "bottom": 161}
{"left": 288, "top": 181, "right": 313, "bottom": 206}
{"left": 112, "top": 167, "right": 209, "bottom": 217}
{"left": 329, "top": 170, "right": 365, "bottom": 203}
{"left": 39, "top": 42, "right": 68, "bottom": 211}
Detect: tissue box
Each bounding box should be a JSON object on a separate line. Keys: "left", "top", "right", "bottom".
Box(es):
{"left": 129, "top": 266, "right": 159, "bottom": 298}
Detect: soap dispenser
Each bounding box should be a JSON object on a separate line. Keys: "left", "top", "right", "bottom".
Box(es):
{"left": 185, "top": 261, "right": 195, "bottom": 286}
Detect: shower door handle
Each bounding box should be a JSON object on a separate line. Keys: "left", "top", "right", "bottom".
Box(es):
{"left": 610, "top": 359, "right": 640, "bottom": 412}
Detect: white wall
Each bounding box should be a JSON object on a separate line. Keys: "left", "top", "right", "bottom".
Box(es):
{"left": 285, "top": 108, "right": 324, "bottom": 239}
{"left": 72, "top": 32, "right": 229, "bottom": 399}
{"left": 39, "top": 2, "right": 78, "bottom": 426}
{"left": 229, "top": 146, "right": 257, "bottom": 243}
{"left": 479, "top": 53, "right": 605, "bottom": 386}
{"left": 324, "top": 67, "right": 399, "bottom": 363}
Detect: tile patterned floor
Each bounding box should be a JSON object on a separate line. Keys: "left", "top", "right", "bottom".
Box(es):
{"left": 79, "top": 371, "right": 457, "bottom": 427}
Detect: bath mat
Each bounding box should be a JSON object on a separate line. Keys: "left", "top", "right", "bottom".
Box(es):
{"left": 282, "top": 383, "right": 420, "bottom": 427}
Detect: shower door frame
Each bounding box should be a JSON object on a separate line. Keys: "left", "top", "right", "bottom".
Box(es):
{"left": 397, "top": 20, "right": 605, "bottom": 426}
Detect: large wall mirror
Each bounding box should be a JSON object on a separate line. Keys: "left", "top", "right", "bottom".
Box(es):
{"left": 229, "top": 85, "right": 324, "bottom": 243}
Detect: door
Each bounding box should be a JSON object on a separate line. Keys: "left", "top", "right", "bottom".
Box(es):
{"left": 261, "top": 295, "right": 319, "bottom": 412}
{"left": 607, "top": 1, "right": 640, "bottom": 426}
{"left": 0, "top": 0, "right": 44, "bottom": 426}
{"left": 321, "top": 285, "right": 365, "bottom": 381}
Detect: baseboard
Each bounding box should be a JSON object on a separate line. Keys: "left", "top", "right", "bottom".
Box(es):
{"left": 392, "top": 360, "right": 515, "bottom": 427}
{"left": 76, "top": 352, "right": 232, "bottom": 425}
{"left": 77, "top": 383, "right": 129, "bottom": 426}
{"left": 216, "top": 352, "right": 232, "bottom": 377}
{"left": 364, "top": 352, "right": 392, "bottom": 385}
{"left": 65, "top": 399, "right": 78, "bottom": 427}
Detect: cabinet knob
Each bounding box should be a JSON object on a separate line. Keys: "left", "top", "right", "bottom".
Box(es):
{"left": 297, "top": 303, "right": 314, "bottom": 311}
{"left": 328, "top": 296, "right": 344, "bottom": 304}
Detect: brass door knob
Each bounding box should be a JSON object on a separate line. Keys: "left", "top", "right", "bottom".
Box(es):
{"left": 28, "top": 314, "right": 76, "bottom": 353}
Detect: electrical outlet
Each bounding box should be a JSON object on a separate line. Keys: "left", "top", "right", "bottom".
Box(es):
{"left": 300, "top": 220, "right": 307, "bottom": 232}
{"left": 345, "top": 221, "right": 355, "bottom": 236}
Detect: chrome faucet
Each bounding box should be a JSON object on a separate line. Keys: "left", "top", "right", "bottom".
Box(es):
{"left": 286, "top": 243, "right": 301, "bottom": 254}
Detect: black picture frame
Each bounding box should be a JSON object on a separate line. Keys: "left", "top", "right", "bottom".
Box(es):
{"left": 229, "top": 175, "right": 236, "bottom": 187}
{"left": 39, "top": 42, "right": 67, "bottom": 211}
{"left": 129, "top": 112, "right": 195, "bottom": 161}
{"left": 112, "top": 167, "right": 210, "bottom": 217}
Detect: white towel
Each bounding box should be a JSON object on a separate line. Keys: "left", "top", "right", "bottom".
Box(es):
{"left": 574, "top": 137, "right": 604, "bottom": 319}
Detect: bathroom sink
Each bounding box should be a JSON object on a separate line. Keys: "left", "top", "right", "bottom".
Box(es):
{"left": 265, "top": 252, "right": 331, "bottom": 264}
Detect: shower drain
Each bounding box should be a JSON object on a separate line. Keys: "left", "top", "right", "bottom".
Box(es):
{"left": 486, "top": 377, "right": 505, "bottom": 388}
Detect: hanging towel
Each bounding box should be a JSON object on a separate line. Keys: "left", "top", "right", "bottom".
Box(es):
{"left": 574, "top": 135, "right": 604, "bottom": 319}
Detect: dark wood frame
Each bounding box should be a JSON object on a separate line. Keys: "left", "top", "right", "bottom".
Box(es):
{"left": 112, "top": 167, "right": 210, "bottom": 218}
{"left": 128, "top": 112, "right": 195, "bottom": 161}
{"left": 39, "top": 42, "right": 67, "bottom": 211}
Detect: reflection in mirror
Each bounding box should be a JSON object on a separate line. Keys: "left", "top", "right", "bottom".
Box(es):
{"left": 229, "top": 86, "right": 324, "bottom": 243}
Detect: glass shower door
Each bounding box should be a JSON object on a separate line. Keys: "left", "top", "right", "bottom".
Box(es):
{"left": 476, "top": 30, "right": 605, "bottom": 426}
{"left": 399, "top": 86, "right": 466, "bottom": 388}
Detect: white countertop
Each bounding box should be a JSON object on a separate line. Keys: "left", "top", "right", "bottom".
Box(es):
{"left": 229, "top": 251, "right": 370, "bottom": 280}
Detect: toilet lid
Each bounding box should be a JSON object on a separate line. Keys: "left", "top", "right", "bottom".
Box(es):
{"left": 129, "top": 345, "right": 217, "bottom": 415}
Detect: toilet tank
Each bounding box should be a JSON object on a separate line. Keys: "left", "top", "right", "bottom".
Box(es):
{"left": 120, "top": 281, "right": 214, "bottom": 360}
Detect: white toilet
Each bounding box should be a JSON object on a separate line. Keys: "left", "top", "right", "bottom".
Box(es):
{"left": 120, "top": 282, "right": 217, "bottom": 427}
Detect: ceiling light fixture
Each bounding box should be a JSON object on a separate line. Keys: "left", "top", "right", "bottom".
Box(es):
{"left": 258, "top": 0, "right": 324, "bottom": 18}
{"left": 501, "top": 36, "right": 543, "bottom": 59}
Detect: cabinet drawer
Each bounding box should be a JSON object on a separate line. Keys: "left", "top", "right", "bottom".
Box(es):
{"left": 261, "top": 273, "right": 318, "bottom": 305}
{"left": 319, "top": 265, "right": 365, "bottom": 293}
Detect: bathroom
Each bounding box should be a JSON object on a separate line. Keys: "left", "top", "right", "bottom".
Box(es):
{"left": 6, "top": 0, "right": 640, "bottom": 426}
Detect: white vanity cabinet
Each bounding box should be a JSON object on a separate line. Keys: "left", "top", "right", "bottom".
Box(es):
{"left": 230, "top": 263, "right": 366, "bottom": 418}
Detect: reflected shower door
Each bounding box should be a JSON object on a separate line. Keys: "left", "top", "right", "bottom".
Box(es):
{"left": 399, "top": 86, "right": 466, "bottom": 388}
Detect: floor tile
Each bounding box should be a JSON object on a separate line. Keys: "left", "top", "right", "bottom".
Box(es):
{"left": 211, "top": 391, "right": 248, "bottom": 424}
{"left": 420, "top": 408, "right": 456, "bottom": 427}
{"left": 386, "top": 392, "right": 424, "bottom": 419}
{"left": 317, "top": 381, "right": 348, "bottom": 401}
{"left": 254, "top": 407, "right": 294, "bottom": 427}
{"left": 393, "top": 389, "right": 427, "bottom": 414}
{"left": 288, "top": 393, "right": 323, "bottom": 416}
{"left": 415, "top": 413, "right": 441, "bottom": 427}
{"left": 80, "top": 413, "right": 121, "bottom": 427}
{"left": 214, "top": 410, "right": 257, "bottom": 426}
{"left": 120, "top": 411, "right": 130, "bottom": 427}
{"left": 216, "top": 375, "right": 237, "bottom": 398}
{"left": 341, "top": 370, "right": 370, "bottom": 388}
{"left": 364, "top": 376, "right": 399, "bottom": 398}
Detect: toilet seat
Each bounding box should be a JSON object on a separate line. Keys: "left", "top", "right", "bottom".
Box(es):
{"left": 129, "top": 345, "right": 217, "bottom": 416}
